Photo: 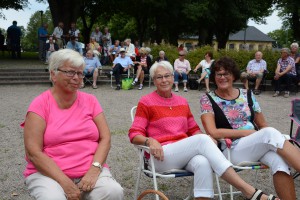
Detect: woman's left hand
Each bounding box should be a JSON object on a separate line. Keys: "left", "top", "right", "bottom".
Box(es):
{"left": 148, "top": 138, "right": 164, "bottom": 161}
{"left": 77, "top": 167, "right": 101, "bottom": 192}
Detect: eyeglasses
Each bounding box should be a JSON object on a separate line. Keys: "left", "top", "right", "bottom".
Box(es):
{"left": 57, "top": 69, "right": 84, "bottom": 78}
{"left": 155, "top": 74, "right": 173, "bottom": 81}
{"left": 215, "top": 72, "right": 231, "bottom": 78}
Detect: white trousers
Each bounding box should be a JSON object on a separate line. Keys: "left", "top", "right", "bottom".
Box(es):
{"left": 224, "top": 127, "right": 290, "bottom": 175}
{"left": 25, "top": 168, "right": 124, "bottom": 200}
{"left": 154, "top": 134, "right": 232, "bottom": 198}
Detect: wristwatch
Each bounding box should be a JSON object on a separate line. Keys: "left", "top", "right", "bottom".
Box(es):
{"left": 92, "top": 162, "right": 103, "bottom": 171}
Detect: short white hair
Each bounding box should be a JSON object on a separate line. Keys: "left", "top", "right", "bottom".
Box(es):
{"left": 291, "top": 42, "right": 299, "bottom": 49}
{"left": 49, "top": 49, "right": 85, "bottom": 81}
{"left": 149, "top": 61, "right": 173, "bottom": 79}
{"left": 159, "top": 50, "right": 165, "bottom": 55}
{"left": 145, "top": 47, "right": 151, "bottom": 53}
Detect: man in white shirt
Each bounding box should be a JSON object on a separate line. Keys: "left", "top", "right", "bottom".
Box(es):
{"left": 52, "top": 22, "right": 64, "bottom": 49}
{"left": 112, "top": 48, "right": 133, "bottom": 90}
{"left": 240, "top": 51, "right": 267, "bottom": 94}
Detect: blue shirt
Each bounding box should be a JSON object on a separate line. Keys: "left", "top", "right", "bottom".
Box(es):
{"left": 38, "top": 27, "right": 48, "bottom": 41}
{"left": 84, "top": 57, "right": 101, "bottom": 74}
{"left": 66, "top": 41, "right": 83, "bottom": 55}
{"left": 113, "top": 56, "right": 133, "bottom": 68}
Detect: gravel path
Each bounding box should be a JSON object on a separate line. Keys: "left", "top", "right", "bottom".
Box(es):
{"left": 0, "top": 59, "right": 299, "bottom": 199}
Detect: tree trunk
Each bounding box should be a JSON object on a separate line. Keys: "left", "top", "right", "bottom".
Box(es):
{"left": 216, "top": 31, "right": 230, "bottom": 49}
{"left": 291, "top": 4, "right": 300, "bottom": 42}
{"left": 48, "top": 0, "right": 82, "bottom": 35}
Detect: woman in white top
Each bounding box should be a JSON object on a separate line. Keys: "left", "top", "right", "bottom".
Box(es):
{"left": 174, "top": 50, "right": 191, "bottom": 92}
{"left": 194, "top": 51, "right": 214, "bottom": 93}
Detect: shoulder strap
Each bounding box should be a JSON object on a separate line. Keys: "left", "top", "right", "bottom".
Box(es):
{"left": 206, "top": 93, "right": 232, "bottom": 130}
{"left": 247, "top": 89, "right": 258, "bottom": 130}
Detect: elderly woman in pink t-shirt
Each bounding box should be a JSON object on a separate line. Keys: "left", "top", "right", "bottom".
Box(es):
{"left": 22, "top": 49, "right": 123, "bottom": 200}
{"left": 129, "top": 60, "right": 278, "bottom": 200}
{"left": 174, "top": 50, "right": 191, "bottom": 92}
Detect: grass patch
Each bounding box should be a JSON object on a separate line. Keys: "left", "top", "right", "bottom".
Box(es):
{"left": 0, "top": 124, "right": 5, "bottom": 128}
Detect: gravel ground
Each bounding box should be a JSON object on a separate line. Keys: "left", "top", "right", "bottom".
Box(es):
{"left": 0, "top": 59, "right": 299, "bottom": 199}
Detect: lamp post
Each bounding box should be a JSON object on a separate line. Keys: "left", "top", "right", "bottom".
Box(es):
{"left": 39, "top": 10, "right": 43, "bottom": 26}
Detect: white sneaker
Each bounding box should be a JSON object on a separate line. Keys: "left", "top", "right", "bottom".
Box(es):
{"left": 138, "top": 84, "right": 143, "bottom": 90}
{"left": 175, "top": 88, "right": 179, "bottom": 92}
{"left": 284, "top": 91, "right": 290, "bottom": 98}
{"left": 272, "top": 91, "right": 280, "bottom": 97}
{"left": 184, "top": 87, "right": 188, "bottom": 92}
{"left": 132, "top": 81, "right": 137, "bottom": 86}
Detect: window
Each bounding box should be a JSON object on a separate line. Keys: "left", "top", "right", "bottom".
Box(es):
{"left": 249, "top": 44, "right": 254, "bottom": 50}
{"left": 229, "top": 43, "right": 235, "bottom": 49}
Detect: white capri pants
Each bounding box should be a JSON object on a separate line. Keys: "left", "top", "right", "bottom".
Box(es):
{"left": 25, "top": 168, "right": 124, "bottom": 200}
{"left": 154, "top": 134, "right": 232, "bottom": 198}
{"left": 224, "top": 127, "right": 290, "bottom": 175}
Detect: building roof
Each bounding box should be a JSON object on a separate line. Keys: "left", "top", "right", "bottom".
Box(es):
{"left": 178, "top": 26, "right": 275, "bottom": 42}
{"left": 229, "top": 26, "right": 275, "bottom": 42}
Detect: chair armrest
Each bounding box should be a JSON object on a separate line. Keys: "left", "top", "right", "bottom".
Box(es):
{"left": 134, "top": 144, "right": 150, "bottom": 152}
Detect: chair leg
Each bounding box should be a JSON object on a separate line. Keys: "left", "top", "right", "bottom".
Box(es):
{"left": 149, "top": 156, "right": 160, "bottom": 200}
{"left": 134, "top": 167, "right": 142, "bottom": 200}
{"left": 110, "top": 71, "right": 113, "bottom": 88}
{"left": 215, "top": 174, "right": 223, "bottom": 200}
{"left": 229, "top": 184, "right": 233, "bottom": 200}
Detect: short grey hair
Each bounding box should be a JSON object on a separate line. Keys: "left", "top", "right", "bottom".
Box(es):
{"left": 291, "top": 42, "right": 299, "bottom": 49}
{"left": 145, "top": 47, "right": 151, "bottom": 53}
{"left": 159, "top": 50, "right": 165, "bottom": 55}
{"left": 49, "top": 49, "right": 85, "bottom": 81}
{"left": 125, "top": 38, "right": 131, "bottom": 43}
{"left": 281, "top": 47, "right": 290, "bottom": 54}
{"left": 149, "top": 61, "right": 173, "bottom": 79}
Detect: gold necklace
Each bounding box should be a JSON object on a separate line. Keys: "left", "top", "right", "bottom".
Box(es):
{"left": 156, "top": 91, "right": 173, "bottom": 110}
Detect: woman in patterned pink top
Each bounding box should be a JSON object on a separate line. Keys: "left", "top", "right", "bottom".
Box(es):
{"left": 200, "top": 56, "right": 300, "bottom": 200}
{"left": 129, "top": 61, "right": 278, "bottom": 200}
{"left": 22, "top": 49, "right": 123, "bottom": 200}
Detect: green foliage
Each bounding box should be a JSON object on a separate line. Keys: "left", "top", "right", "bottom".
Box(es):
{"left": 268, "top": 29, "right": 294, "bottom": 48}
{"left": 108, "top": 13, "right": 137, "bottom": 41}
{"left": 0, "top": 0, "right": 28, "bottom": 19}
{"left": 22, "top": 9, "right": 53, "bottom": 51}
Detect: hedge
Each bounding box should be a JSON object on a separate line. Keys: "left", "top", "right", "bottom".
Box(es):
{"left": 150, "top": 44, "right": 280, "bottom": 80}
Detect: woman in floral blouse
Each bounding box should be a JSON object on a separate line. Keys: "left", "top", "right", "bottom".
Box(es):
{"left": 200, "top": 56, "right": 300, "bottom": 200}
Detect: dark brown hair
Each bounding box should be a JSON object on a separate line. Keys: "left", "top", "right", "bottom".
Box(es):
{"left": 210, "top": 56, "right": 240, "bottom": 83}
{"left": 206, "top": 51, "right": 213, "bottom": 59}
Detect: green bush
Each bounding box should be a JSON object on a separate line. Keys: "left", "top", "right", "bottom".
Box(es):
{"left": 149, "top": 44, "right": 280, "bottom": 80}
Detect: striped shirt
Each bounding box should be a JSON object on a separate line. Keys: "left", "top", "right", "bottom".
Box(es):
{"left": 128, "top": 91, "right": 200, "bottom": 146}
{"left": 277, "top": 56, "right": 297, "bottom": 75}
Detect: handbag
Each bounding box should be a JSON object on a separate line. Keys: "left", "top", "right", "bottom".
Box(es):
{"left": 121, "top": 78, "right": 133, "bottom": 90}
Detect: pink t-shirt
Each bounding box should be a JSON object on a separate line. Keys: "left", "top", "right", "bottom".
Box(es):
{"left": 22, "top": 90, "right": 106, "bottom": 178}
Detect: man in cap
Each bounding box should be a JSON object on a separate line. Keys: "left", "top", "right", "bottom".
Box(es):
{"left": 112, "top": 48, "right": 133, "bottom": 90}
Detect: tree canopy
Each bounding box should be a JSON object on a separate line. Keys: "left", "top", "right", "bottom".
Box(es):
{"left": 5, "top": 0, "right": 290, "bottom": 49}
{"left": 0, "top": 0, "right": 28, "bottom": 18}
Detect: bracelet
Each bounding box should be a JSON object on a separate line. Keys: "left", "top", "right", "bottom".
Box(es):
{"left": 144, "top": 138, "right": 149, "bottom": 146}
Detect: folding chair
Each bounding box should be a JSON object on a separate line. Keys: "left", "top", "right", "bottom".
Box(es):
{"left": 130, "top": 106, "right": 194, "bottom": 200}
{"left": 289, "top": 98, "right": 300, "bottom": 179}
{"left": 214, "top": 139, "right": 269, "bottom": 200}
{"left": 83, "top": 73, "right": 93, "bottom": 87}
